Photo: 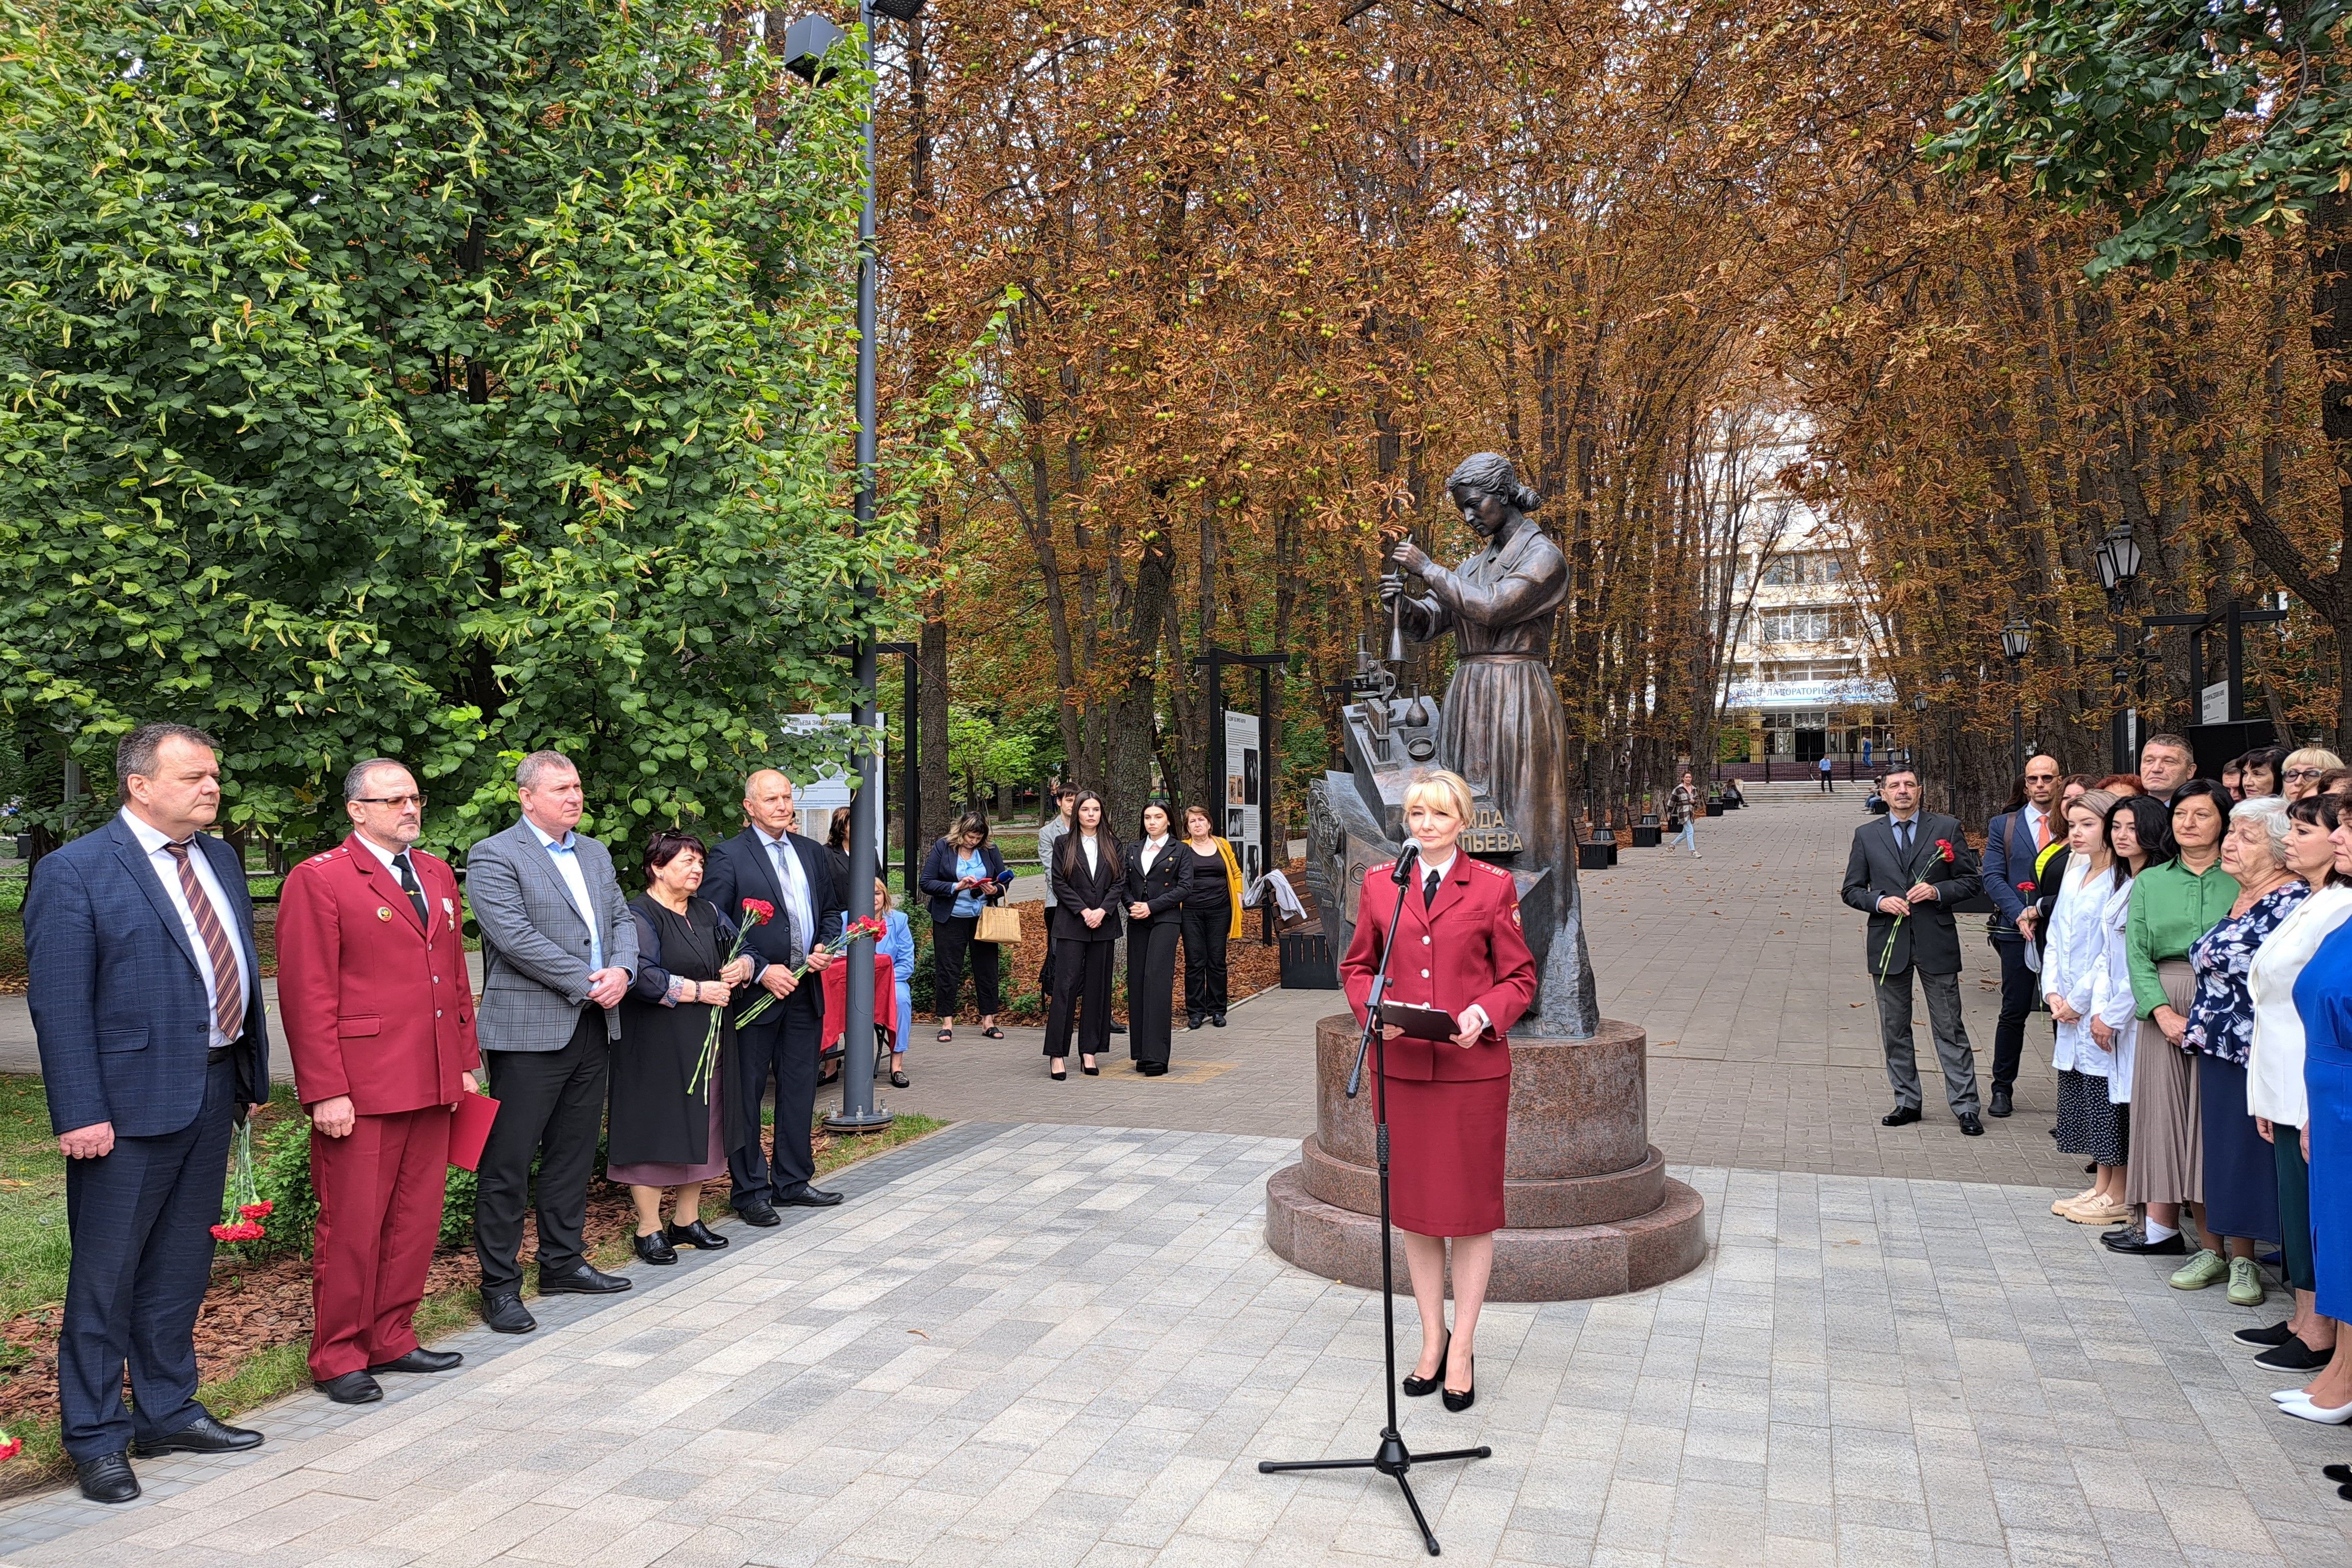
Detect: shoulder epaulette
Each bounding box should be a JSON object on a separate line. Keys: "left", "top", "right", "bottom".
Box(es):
{"left": 1474, "top": 860, "right": 1510, "bottom": 878}
{"left": 1370, "top": 860, "right": 1396, "bottom": 875}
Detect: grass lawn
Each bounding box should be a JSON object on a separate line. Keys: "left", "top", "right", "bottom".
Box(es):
{"left": 0, "top": 1075, "right": 942, "bottom": 1494}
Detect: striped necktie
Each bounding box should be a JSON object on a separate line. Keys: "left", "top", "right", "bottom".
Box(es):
{"left": 165, "top": 839, "right": 244, "bottom": 1041}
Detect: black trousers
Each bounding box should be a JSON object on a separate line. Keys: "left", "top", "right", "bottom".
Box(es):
{"left": 1127, "top": 918, "right": 1181, "bottom": 1065}
{"left": 933, "top": 914, "right": 1001, "bottom": 1018}
{"left": 729, "top": 992, "right": 823, "bottom": 1208}
{"left": 476, "top": 1008, "right": 610, "bottom": 1295}
{"left": 1181, "top": 906, "right": 1229, "bottom": 1020}
{"left": 1044, "top": 938, "right": 1115, "bottom": 1059}
{"left": 60, "top": 1053, "right": 235, "bottom": 1461}
{"left": 1039, "top": 920, "right": 1057, "bottom": 996}
{"left": 1991, "top": 935, "right": 2033, "bottom": 1093}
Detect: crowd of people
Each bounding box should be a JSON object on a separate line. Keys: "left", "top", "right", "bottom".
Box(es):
{"left": 1846, "top": 730, "right": 2352, "bottom": 1500}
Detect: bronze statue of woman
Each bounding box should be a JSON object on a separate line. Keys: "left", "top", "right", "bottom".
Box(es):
{"left": 1382, "top": 452, "right": 1597, "bottom": 1036}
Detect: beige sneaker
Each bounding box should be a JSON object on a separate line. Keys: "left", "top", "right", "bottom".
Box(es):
{"left": 2066, "top": 1199, "right": 2132, "bottom": 1227}
{"left": 2052, "top": 1186, "right": 2100, "bottom": 1216}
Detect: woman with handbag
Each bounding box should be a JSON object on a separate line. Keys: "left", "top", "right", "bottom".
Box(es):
{"left": 1178, "top": 804, "right": 1244, "bottom": 1029}
{"left": 1123, "top": 803, "right": 1194, "bottom": 1075}
{"left": 919, "top": 811, "right": 1014, "bottom": 1044}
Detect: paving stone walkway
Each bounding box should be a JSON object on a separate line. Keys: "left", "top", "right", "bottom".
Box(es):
{"left": 6, "top": 788, "right": 2346, "bottom": 1565}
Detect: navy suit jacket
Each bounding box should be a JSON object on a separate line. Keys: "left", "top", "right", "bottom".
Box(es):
{"left": 703, "top": 827, "right": 843, "bottom": 1021}
{"left": 1981, "top": 807, "right": 2048, "bottom": 939}
{"left": 26, "top": 813, "right": 271, "bottom": 1137}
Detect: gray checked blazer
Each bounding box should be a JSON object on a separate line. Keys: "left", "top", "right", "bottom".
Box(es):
{"left": 466, "top": 818, "right": 639, "bottom": 1049}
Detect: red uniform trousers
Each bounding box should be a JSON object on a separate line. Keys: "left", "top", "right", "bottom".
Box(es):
{"left": 308, "top": 1106, "right": 451, "bottom": 1380}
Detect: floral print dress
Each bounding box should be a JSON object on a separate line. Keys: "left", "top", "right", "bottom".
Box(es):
{"left": 2186, "top": 883, "right": 2311, "bottom": 1066}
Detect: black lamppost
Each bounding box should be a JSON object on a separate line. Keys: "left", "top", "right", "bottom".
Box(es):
{"left": 1911, "top": 690, "right": 1930, "bottom": 773}
{"left": 789, "top": 0, "right": 926, "bottom": 1132}
{"left": 2092, "top": 524, "right": 2144, "bottom": 773}
{"left": 2001, "top": 615, "right": 2033, "bottom": 780}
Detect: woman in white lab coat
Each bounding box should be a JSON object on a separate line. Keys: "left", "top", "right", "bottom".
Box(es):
{"left": 2047, "top": 789, "right": 2125, "bottom": 1222}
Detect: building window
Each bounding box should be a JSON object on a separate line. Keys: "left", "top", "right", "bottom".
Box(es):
{"left": 1758, "top": 659, "right": 1863, "bottom": 685}
{"left": 1758, "top": 606, "right": 1865, "bottom": 643}
{"left": 1759, "top": 552, "right": 1847, "bottom": 588}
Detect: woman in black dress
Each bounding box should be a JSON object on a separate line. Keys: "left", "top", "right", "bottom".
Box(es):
{"left": 1177, "top": 804, "right": 1242, "bottom": 1029}
{"left": 1044, "top": 790, "right": 1122, "bottom": 1079}
{"left": 1122, "top": 803, "right": 1193, "bottom": 1075}
{"left": 610, "top": 830, "right": 756, "bottom": 1265}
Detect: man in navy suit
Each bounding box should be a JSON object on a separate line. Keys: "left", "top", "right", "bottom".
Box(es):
{"left": 1980, "top": 754, "right": 2061, "bottom": 1120}
{"left": 26, "top": 723, "right": 272, "bottom": 1503}
{"left": 702, "top": 769, "right": 842, "bottom": 1223}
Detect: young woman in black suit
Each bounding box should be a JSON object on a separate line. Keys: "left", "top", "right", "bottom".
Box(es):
{"left": 1122, "top": 803, "right": 1193, "bottom": 1075}
{"left": 1044, "top": 791, "right": 1122, "bottom": 1078}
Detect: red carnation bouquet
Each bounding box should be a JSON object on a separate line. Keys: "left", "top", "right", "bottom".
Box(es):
{"left": 1876, "top": 836, "right": 1959, "bottom": 983}
{"left": 210, "top": 1121, "right": 271, "bottom": 1243}
{"left": 690, "top": 899, "right": 775, "bottom": 1096}
{"left": 731, "top": 915, "right": 890, "bottom": 1034}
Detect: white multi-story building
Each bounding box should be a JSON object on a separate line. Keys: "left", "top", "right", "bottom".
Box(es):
{"left": 1717, "top": 504, "right": 1895, "bottom": 768}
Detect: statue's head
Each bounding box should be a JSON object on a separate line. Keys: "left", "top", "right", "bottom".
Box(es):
{"left": 1446, "top": 452, "right": 1540, "bottom": 540}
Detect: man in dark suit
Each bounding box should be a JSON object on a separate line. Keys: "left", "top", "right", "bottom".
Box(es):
{"left": 1980, "top": 753, "right": 2060, "bottom": 1119}
{"left": 1840, "top": 764, "right": 1987, "bottom": 1135}
{"left": 703, "top": 768, "right": 843, "bottom": 1223}
{"left": 26, "top": 723, "right": 271, "bottom": 1503}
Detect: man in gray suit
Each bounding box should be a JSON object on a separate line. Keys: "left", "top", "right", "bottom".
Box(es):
{"left": 466, "top": 750, "right": 639, "bottom": 1333}
{"left": 1840, "top": 764, "right": 1987, "bottom": 1136}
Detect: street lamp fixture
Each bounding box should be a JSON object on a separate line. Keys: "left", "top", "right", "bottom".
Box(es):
{"left": 2093, "top": 524, "right": 2142, "bottom": 595}
{"left": 2000, "top": 617, "right": 2032, "bottom": 663}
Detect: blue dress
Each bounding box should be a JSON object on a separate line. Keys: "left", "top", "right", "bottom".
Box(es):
{"left": 2293, "top": 916, "right": 2352, "bottom": 1320}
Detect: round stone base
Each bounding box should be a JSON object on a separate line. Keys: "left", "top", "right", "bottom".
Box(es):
{"left": 1264, "top": 1162, "right": 1708, "bottom": 1301}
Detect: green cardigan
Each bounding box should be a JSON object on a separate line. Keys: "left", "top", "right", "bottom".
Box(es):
{"left": 2124, "top": 857, "right": 2240, "bottom": 1019}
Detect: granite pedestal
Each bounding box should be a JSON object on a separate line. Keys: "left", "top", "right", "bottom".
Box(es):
{"left": 1263, "top": 1014, "right": 1707, "bottom": 1299}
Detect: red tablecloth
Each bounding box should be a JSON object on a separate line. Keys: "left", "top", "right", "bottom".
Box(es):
{"left": 820, "top": 955, "right": 897, "bottom": 1046}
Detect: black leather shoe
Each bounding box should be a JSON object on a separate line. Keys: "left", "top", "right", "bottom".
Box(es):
{"left": 369, "top": 1348, "right": 462, "bottom": 1375}
{"left": 666, "top": 1219, "right": 730, "bottom": 1249}
{"left": 1989, "top": 1087, "right": 2014, "bottom": 1118}
{"left": 1187, "top": 1015, "right": 1205, "bottom": 1031}
{"left": 1441, "top": 1356, "right": 1476, "bottom": 1413}
{"left": 1212, "top": 1014, "right": 1227, "bottom": 1028}
{"left": 1109, "top": 1021, "right": 1127, "bottom": 1034}
{"left": 75, "top": 1452, "right": 138, "bottom": 1505}
{"left": 1882, "top": 1105, "right": 1922, "bottom": 1127}
{"left": 1139, "top": 1063, "right": 1168, "bottom": 1077}
{"left": 735, "top": 1203, "right": 782, "bottom": 1228}
{"left": 1958, "top": 1114, "right": 1984, "bottom": 1137}
{"left": 1402, "top": 1330, "right": 1449, "bottom": 1398}
{"left": 2324, "top": 1462, "right": 2352, "bottom": 1484}
{"left": 777, "top": 1187, "right": 844, "bottom": 1208}
{"left": 633, "top": 1229, "right": 677, "bottom": 1265}
{"left": 2238, "top": 1319, "right": 2299, "bottom": 1348}
{"left": 2256, "top": 1336, "right": 2334, "bottom": 1372}
{"left": 2102, "top": 1230, "right": 2188, "bottom": 1256}
{"left": 538, "top": 1263, "right": 631, "bottom": 1295}
{"left": 134, "top": 1411, "right": 264, "bottom": 1455}
{"left": 316, "top": 1371, "right": 383, "bottom": 1405}
{"left": 480, "top": 1292, "right": 537, "bottom": 1333}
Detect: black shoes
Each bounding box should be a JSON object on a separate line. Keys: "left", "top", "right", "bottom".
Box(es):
{"left": 1212, "top": 1013, "right": 1227, "bottom": 1028}
{"left": 1882, "top": 1105, "right": 1922, "bottom": 1127}
{"left": 2101, "top": 1229, "right": 2187, "bottom": 1256}
{"left": 1989, "top": 1087, "right": 2014, "bottom": 1118}
{"left": 1188, "top": 1015, "right": 1205, "bottom": 1031}
{"left": 1050, "top": 1061, "right": 1068, "bottom": 1080}
{"left": 2237, "top": 1319, "right": 2298, "bottom": 1348}
{"left": 480, "top": 1291, "right": 537, "bottom": 1333}
{"left": 369, "top": 1348, "right": 462, "bottom": 1375}
{"left": 134, "top": 1412, "right": 264, "bottom": 1455}
{"left": 1138, "top": 1062, "right": 1168, "bottom": 1077}
{"left": 539, "top": 1263, "right": 632, "bottom": 1295}
{"left": 1441, "top": 1356, "right": 1476, "bottom": 1413}
{"left": 633, "top": 1229, "right": 678, "bottom": 1265}
{"left": 1109, "top": 1021, "right": 1127, "bottom": 1034}
{"left": 2326, "top": 1463, "right": 2352, "bottom": 1484}
{"left": 75, "top": 1452, "right": 138, "bottom": 1504}
{"left": 1403, "top": 1330, "right": 1450, "bottom": 1398}
{"left": 2256, "top": 1337, "right": 2335, "bottom": 1372}
{"left": 1958, "top": 1114, "right": 1984, "bottom": 1137}
{"left": 667, "top": 1218, "right": 730, "bottom": 1249}
{"left": 1082, "top": 1061, "right": 1100, "bottom": 1076}
{"left": 316, "top": 1371, "right": 383, "bottom": 1405}
{"left": 778, "top": 1187, "right": 844, "bottom": 1208}
{"left": 735, "top": 1202, "right": 782, "bottom": 1228}
{"left": 890, "top": 1070, "right": 911, "bottom": 1088}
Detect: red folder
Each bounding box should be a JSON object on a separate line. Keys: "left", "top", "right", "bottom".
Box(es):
{"left": 449, "top": 1091, "right": 501, "bottom": 1172}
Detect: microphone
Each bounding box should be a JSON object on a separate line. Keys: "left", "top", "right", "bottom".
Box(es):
{"left": 1390, "top": 841, "right": 1421, "bottom": 886}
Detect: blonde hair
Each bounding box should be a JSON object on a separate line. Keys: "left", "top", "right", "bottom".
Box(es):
{"left": 1402, "top": 769, "right": 1476, "bottom": 824}
{"left": 873, "top": 877, "right": 894, "bottom": 914}
{"left": 2286, "top": 747, "right": 2345, "bottom": 777}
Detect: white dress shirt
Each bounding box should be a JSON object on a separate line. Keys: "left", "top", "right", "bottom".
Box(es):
{"left": 121, "top": 807, "right": 254, "bottom": 1050}
{"left": 1140, "top": 836, "right": 1167, "bottom": 874}
{"left": 754, "top": 824, "right": 814, "bottom": 958}
{"left": 1081, "top": 833, "right": 1100, "bottom": 875}
{"left": 527, "top": 818, "right": 605, "bottom": 972}
{"left": 2247, "top": 881, "right": 2352, "bottom": 1127}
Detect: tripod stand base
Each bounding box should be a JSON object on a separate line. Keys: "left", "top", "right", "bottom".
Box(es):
{"left": 1259, "top": 1429, "right": 1491, "bottom": 1555}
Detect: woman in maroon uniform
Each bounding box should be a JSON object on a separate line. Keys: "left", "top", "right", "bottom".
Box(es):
{"left": 1341, "top": 769, "right": 1538, "bottom": 1412}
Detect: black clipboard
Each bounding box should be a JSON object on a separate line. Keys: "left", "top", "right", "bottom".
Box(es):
{"left": 1378, "top": 1000, "right": 1459, "bottom": 1040}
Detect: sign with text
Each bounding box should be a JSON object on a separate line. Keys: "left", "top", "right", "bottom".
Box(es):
{"left": 1226, "top": 710, "right": 1263, "bottom": 885}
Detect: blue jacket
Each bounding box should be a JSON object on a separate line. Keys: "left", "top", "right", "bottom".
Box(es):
{"left": 26, "top": 813, "right": 272, "bottom": 1136}
{"left": 1981, "top": 807, "right": 2048, "bottom": 939}
{"left": 918, "top": 837, "right": 1013, "bottom": 923}
{"left": 879, "top": 908, "right": 915, "bottom": 1041}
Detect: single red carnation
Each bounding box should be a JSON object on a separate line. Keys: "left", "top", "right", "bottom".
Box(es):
{"left": 239, "top": 1201, "right": 273, "bottom": 1220}
{"left": 741, "top": 898, "right": 775, "bottom": 926}
{"left": 0, "top": 1432, "right": 22, "bottom": 1463}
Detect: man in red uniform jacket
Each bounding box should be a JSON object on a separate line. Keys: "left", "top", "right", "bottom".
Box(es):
{"left": 277, "top": 758, "right": 480, "bottom": 1405}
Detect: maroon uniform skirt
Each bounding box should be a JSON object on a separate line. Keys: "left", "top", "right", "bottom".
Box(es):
{"left": 1382, "top": 1072, "right": 1509, "bottom": 1237}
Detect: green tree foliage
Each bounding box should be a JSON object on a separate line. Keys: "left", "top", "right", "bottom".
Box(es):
{"left": 0, "top": 0, "right": 919, "bottom": 854}
{"left": 1931, "top": 2, "right": 2352, "bottom": 278}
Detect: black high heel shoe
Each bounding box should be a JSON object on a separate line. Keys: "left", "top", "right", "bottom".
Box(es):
{"left": 1441, "top": 1354, "right": 1476, "bottom": 1413}
{"left": 1402, "top": 1329, "right": 1449, "bottom": 1398}
{"left": 1050, "top": 1059, "right": 1068, "bottom": 1080}
{"left": 632, "top": 1229, "right": 677, "bottom": 1265}
{"left": 1082, "top": 1057, "right": 1100, "bottom": 1076}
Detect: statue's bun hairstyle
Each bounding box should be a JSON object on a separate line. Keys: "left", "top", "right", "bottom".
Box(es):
{"left": 1447, "top": 451, "right": 1540, "bottom": 514}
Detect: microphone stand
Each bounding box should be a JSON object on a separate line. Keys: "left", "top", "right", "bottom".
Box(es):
{"left": 1257, "top": 843, "right": 1489, "bottom": 1556}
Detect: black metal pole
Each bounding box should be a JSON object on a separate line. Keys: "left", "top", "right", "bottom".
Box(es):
{"left": 1259, "top": 662, "right": 1274, "bottom": 946}
{"left": 903, "top": 650, "right": 919, "bottom": 903}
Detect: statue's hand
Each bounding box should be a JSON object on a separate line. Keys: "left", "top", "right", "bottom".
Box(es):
{"left": 1378, "top": 572, "right": 1404, "bottom": 608}
{"left": 1391, "top": 540, "right": 1430, "bottom": 577}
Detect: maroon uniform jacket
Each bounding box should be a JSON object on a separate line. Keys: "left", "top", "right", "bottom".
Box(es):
{"left": 1340, "top": 852, "right": 1538, "bottom": 1081}
{"left": 277, "top": 836, "right": 480, "bottom": 1112}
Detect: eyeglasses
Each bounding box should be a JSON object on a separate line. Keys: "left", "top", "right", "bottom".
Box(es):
{"left": 2284, "top": 769, "right": 2324, "bottom": 783}
{"left": 354, "top": 794, "right": 426, "bottom": 809}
